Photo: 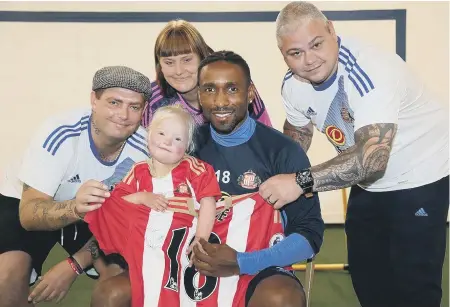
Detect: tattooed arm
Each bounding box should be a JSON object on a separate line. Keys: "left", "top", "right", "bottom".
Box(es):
{"left": 85, "top": 238, "right": 111, "bottom": 275}
{"left": 87, "top": 239, "right": 101, "bottom": 261}
{"left": 68, "top": 237, "right": 110, "bottom": 277}
{"left": 68, "top": 238, "right": 101, "bottom": 271}
{"left": 19, "top": 179, "right": 109, "bottom": 231}
{"left": 19, "top": 184, "right": 80, "bottom": 231}
{"left": 283, "top": 119, "right": 314, "bottom": 152}
{"left": 311, "top": 123, "right": 397, "bottom": 192}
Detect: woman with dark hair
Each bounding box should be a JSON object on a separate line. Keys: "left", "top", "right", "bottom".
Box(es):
{"left": 142, "top": 19, "right": 272, "bottom": 128}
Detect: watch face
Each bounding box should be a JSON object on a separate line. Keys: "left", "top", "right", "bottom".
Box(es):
{"left": 299, "top": 171, "right": 312, "bottom": 184}
{"left": 296, "top": 172, "right": 302, "bottom": 182}
{"left": 296, "top": 170, "right": 313, "bottom": 188}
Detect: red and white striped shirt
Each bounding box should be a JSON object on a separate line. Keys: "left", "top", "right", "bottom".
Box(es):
{"left": 85, "top": 160, "right": 285, "bottom": 307}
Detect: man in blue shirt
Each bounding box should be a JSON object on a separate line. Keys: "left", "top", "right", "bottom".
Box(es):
{"left": 191, "top": 50, "right": 324, "bottom": 307}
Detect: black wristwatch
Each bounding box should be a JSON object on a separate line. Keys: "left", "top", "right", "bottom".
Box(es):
{"left": 295, "top": 169, "right": 314, "bottom": 198}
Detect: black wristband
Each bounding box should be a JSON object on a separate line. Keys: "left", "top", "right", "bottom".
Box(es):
{"left": 68, "top": 256, "right": 84, "bottom": 275}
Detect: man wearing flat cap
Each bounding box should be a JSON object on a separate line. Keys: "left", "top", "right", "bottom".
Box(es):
{"left": 0, "top": 66, "right": 151, "bottom": 306}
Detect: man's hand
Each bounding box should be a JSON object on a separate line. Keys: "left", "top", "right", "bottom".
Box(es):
{"left": 122, "top": 191, "right": 168, "bottom": 212}
{"left": 75, "top": 180, "right": 110, "bottom": 217}
{"left": 28, "top": 259, "right": 78, "bottom": 304}
{"left": 259, "top": 173, "right": 303, "bottom": 209}
{"left": 191, "top": 239, "right": 240, "bottom": 277}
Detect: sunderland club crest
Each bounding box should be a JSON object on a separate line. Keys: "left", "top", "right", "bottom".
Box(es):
{"left": 175, "top": 182, "right": 191, "bottom": 195}
{"left": 237, "top": 170, "right": 261, "bottom": 189}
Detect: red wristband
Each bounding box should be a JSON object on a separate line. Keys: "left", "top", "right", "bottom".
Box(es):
{"left": 67, "top": 256, "right": 83, "bottom": 275}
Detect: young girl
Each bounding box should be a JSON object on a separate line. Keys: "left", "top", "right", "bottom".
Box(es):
{"left": 84, "top": 105, "right": 222, "bottom": 306}
{"left": 123, "top": 104, "right": 220, "bottom": 255}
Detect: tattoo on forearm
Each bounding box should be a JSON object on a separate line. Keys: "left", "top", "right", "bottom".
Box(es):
{"left": 311, "top": 123, "right": 397, "bottom": 192}
{"left": 87, "top": 240, "right": 100, "bottom": 260}
{"left": 283, "top": 120, "right": 314, "bottom": 152}
{"left": 22, "top": 199, "right": 78, "bottom": 231}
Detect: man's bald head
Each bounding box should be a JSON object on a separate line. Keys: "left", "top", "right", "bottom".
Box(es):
{"left": 276, "top": 1, "right": 328, "bottom": 47}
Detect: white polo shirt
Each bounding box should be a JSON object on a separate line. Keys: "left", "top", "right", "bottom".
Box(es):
{"left": 0, "top": 107, "right": 149, "bottom": 200}
{"left": 282, "top": 36, "right": 449, "bottom": 192}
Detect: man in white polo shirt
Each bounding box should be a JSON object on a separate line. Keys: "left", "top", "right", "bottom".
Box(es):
{"left": 259, "top": 2, "right": 449, "bottom": 307}
{"left": 0, "top": 66, "right": 151, "bottom": 306}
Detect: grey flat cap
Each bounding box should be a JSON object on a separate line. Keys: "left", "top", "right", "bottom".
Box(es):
{"left": 92, "top": 66, "right": 152, "bottom": 101}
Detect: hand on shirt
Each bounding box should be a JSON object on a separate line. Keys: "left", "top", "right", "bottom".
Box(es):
{"left": 186, "top": 237, "right": 207, "bottom": 267}
{"left": 192, "top": 238, "right": 240, "bottom": 277}
{"left": 259, "top": 174, "right": 303, "bottom": 209}
{"left": 75, "top": 180, "right": 110, "bottom": 217}
{"left": 122, "top": 191, "right": 169, "bottom": 212}
{"left": 28, "top": 259, "right": 78, "bottom": 304}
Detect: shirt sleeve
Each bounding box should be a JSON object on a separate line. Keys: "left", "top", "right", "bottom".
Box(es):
{"left": 121, "top": 163, "right": 140, "bottom": 192}
{"left": 236, "top": 137, "right": 324, "bottom": 275}
{"left": 141, "top": 81, "right": 162, "bottom": 128}
{"left": 349, "top": 52, "right": 403, "bottom": 131}
{"left": 281, "top": 85, "right": 311, "bottom": 128}
{"left": 276, "top": 140, "right": 325, "bottom": 254}
{"left": 18, "top": 116, "right": 78, "bottom": 196}
{"left": 84, "top": 182, "right": 136, "bottom": 255}
{"left": 189, "top": 160, "right": 222, "bottom": 202}
{"left": 249, "top": 80, "right": 273, "bottom": 127}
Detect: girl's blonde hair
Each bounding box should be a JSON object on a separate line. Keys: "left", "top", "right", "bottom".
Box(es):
{"left": 148, "top": 105, "right": 196, "bottom": 154}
